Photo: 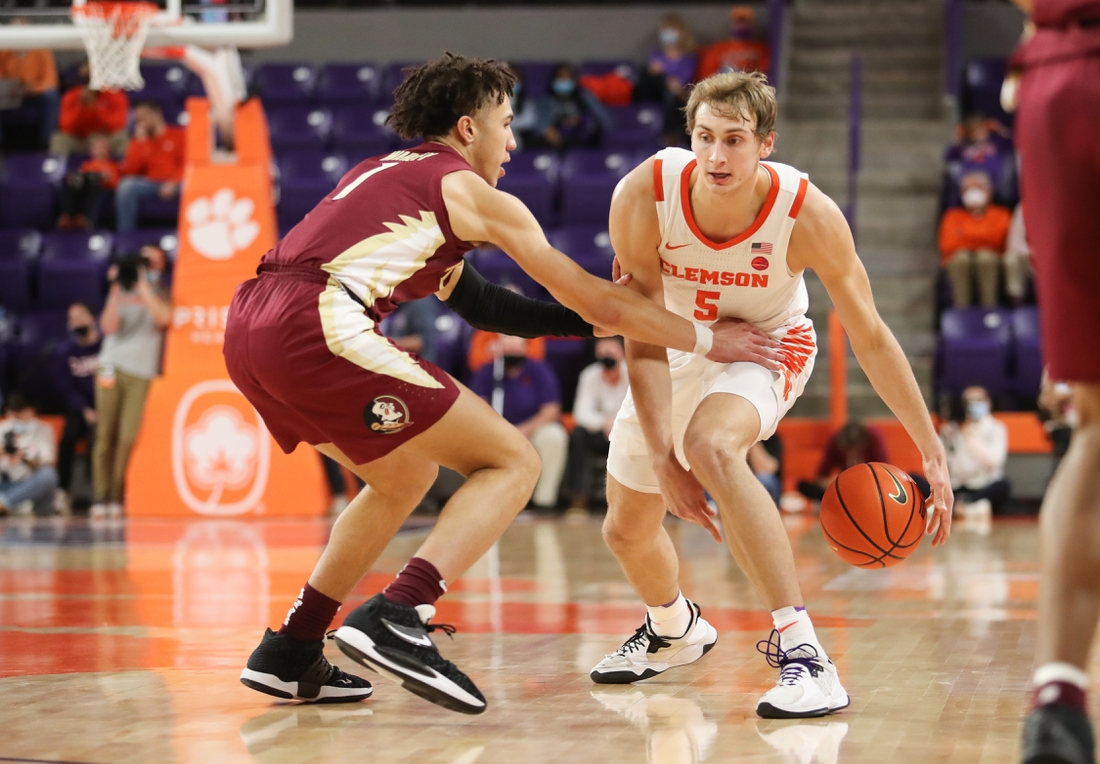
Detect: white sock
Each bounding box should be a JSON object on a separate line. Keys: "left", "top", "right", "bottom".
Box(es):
{"left": 1033, "top": 662, "right": 1089, "bottom": 690}
{"left": 647, "top": 593, "right": 692, "bottom": 638}
{"left": 772, "top": 606, "right": 825, "bottom": 657}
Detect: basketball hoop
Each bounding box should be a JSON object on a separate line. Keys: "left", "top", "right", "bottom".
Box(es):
{"left": 71, "top": 1, "right": 160, "bottom": 91}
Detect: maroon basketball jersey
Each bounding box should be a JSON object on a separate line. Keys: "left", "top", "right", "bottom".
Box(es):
{"left": 263, "top": 142, "right": 477, "bottom": 320}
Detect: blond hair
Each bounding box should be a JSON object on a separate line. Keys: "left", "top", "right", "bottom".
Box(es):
{"left": 684, "top": 71, "right": 777, "bottom": 141}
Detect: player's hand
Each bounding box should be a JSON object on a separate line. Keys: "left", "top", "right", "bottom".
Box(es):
{"left": 921, "top": 451, "right": 953, "bottom": 546}
{"left": 705, "top": 318, "right": 782, "bottom": 370}
{"left": 655, "top": 454, "right": 722, "bottom": 543}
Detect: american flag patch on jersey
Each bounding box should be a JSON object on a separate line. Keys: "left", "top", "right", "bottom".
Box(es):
{"left": 751, "top": 242, "right": 773, "bottom": 255}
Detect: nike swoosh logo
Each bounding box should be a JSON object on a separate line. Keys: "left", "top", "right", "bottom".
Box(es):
{"left": 382, "top": 619, "right": 434, "bottom": 648}
{"left": 886, "top": 469, "right": 908, "bottom": 506}
{"left": 777, "top": 622, "right": 795, "bottom": 633}
{"left": 665, "top": 242, "right": 692, "bottom": 250}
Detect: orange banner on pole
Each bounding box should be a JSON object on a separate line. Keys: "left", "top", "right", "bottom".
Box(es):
{"left": 126, "top": 98, "right": 325, "bottom": 517}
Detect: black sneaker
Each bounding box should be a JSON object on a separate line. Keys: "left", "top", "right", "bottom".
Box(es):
{"left": 239, "top": 628, "right": 373, "bottom": 703}
{"left": 333, "top": 594, "right": 486, "bottom": 715}
{"left": 1023, "top": 704, "right": 1096, "bottom": 764}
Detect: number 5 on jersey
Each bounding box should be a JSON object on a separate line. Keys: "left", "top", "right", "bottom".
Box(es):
{"left": 694, "top": 290, "right": 720, "bottom": 321}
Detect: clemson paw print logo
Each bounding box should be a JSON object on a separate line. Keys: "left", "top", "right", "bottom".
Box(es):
{"left": 185, "top": 188, "right": 261, "bottom": 260}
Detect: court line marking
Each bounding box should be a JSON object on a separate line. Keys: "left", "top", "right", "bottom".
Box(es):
{"left": 0, "top": 758, "right": 106, "bottom": 764}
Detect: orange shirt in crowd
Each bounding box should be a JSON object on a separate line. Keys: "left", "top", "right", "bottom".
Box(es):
{"left": 938, "top": 205, "right": 1013, "bottom": 262}
{"left": 467, "top": 331, "right": 546, "bottom": 373}
{"left": 58, "top": 87, "right": 129, "bottom": 138}
{"left": 0, "top": 49, "right": 58, "bottom": 94}
{"left": 118, "top": 126, "right": 186, "bottom": 183}
{"left": 79, "top": 158, "right": 120, "bottom": 191}
{"left": 696, "top": 40, "right": 770, "bottom": 80}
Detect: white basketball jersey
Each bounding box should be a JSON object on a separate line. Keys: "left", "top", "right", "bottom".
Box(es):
{"left": 652, "top": 147, "right": 810, "bottom": 336}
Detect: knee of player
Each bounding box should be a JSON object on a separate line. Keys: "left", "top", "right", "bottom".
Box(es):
{"left": 601, "top": 507, "right": 651, "bottom": 551}
{"left": 682, "top": 430, "right": 750, "bottom": 478}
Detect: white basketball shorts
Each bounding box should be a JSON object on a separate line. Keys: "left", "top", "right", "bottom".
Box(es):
{"left": 607, "top": 321, "right": 817, "bottom": 495}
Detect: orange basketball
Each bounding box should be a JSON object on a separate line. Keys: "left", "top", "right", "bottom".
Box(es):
{"left": 820, "top": 462, "right": 927, "bottom": 568}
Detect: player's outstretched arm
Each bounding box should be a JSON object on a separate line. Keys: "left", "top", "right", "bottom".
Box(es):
{"left": 610, "top": 160, "right": 720, "bottom": 541}
{"left": 789, "top": 183, "right": 954, "bottom": 546}
{"left": 441, "top": 170, "right": 765, "bottom": 364}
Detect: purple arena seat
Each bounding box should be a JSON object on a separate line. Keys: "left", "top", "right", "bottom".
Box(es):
{"left": 548, "top": 226, "right": 615, "bottom": 280}
{"left": 496, "top": 150, "right": 560, "bottom": 228}
{"left": 559, "top": 148, "right": 635, "bottom": 226}
{"left": 471, "top": 245, "right": 543, "bottom": 298}
{"left": 316, "top": 63, "right": 381, "bottom": 105}
{"left": 276, "top": 150, "right": 349, "bottom": 228}
{"left": 253, "top": 62, "right": 317, "bottom": 105}
{"left": 0, "top": 229, "right": 43, "bottom": 259}
{"left": 514, "top": 62, "right": 555, "bottom": 98}
{"left": 381, "top": 62, "right": 422, "bottom": 99}
{"left": 605, "top": 104, "right": 663, "bottom": 149}
{"left": 113, "top": 229, "right": 178, "bottom": 258}
{"left": 0, "top": 154, "right": 66, "bottom": 230}
{"left": 543, "top": 337, "right": 589, "bottom": 410}
{"left": 267, "top": 105, "right": 333, "bottom": 151}
{"left": 1012, "top": 306, "right": 1042, "bottom": 403}
{"left": 330, "top": 104, "right": 394, "bottom": 156}
{"left": 0, "top": 259, "right": 34, "bottom": 314}
{"left": 11, "top": 310, "right": 70, "bottom": 411}
{"left": 937, "top": 307, "right": 1012, "bottom": 398}
{"left": 963, "top": 58, "right": 1010, "bottom": 124}
{"left": 133, "top": 62, "right": 191, "bottom": 100}
{"left": 431, "top": 307, "right": 475, "bottom": 383}
{"left": 38, "top": 232, "right": 113, "bottom": 312}
{"left": 136, "top": 197, "right": 181, "bottom": 229}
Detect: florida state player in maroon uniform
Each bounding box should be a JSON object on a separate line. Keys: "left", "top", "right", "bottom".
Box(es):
{"left": 227, "top": 55, "right": 778, "bottom": 714}
{"left": 1011, "top": 1, "right": 1100, "bottom": 762}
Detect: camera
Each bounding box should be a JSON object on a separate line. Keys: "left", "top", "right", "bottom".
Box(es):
{"left": 2, "top": 430, "right": 17, "bottom": 456}
{"left": 114, "top": 252, "right": 150, "bottom": 290}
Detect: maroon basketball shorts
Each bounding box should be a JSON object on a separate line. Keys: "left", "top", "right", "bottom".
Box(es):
{"left": 1017, "top": 55, "right": 1100, "bottom": 382}
{"left": 224, "top": 271, "right": 460, "bottom": 465}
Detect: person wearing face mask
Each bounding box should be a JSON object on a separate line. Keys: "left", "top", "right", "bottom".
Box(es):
{"left": 938, "top": 171, "right": 1013, "bottom": 307}
{"left": 940, "top": 385, "right": 1010, "bottom": 519}
{"left": 93, "top": 244, "right": 171, "bottom": 520}
{"left": 0, "top": 391, "right": 59, "bottom": 517}
{"left": 533, "top": 63, "right": 611, "bottom": 150}
{"left": 51, "top": 302, "right": 102, "bottom": 514}
{"left": 469, "top": 334, "right": 568, "bottom": 510}
{"left": 637, "top": 15, "right": 699, "bottom": 146}
{"left": 696, "top": 6, "right": 770, "bottom": 81}
{"left": 565, "top": 337, "right": 630, "bottom": 513}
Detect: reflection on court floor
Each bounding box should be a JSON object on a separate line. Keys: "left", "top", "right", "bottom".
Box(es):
{"left": 0, "top": 512, "right": 1092, "bottom": 763}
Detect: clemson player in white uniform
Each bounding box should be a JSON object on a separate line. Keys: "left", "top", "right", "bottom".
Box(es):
{"left": 590, "top": 72, "right": 955, "bottom": 719}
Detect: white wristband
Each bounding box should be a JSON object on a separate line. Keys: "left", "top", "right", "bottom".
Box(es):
{"left": 692, "top": 323, "right": 713, "bottom": 356}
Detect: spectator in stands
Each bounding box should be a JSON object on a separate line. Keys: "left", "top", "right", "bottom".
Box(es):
{"left": 797, "top": 421, "right": 889, "bottom": 502}
{"left": 944, "top": 113, "right": 1016, "bottom": 208}
{"left": 57, "top": 133, "right": 119, "bottom": 231}
{"left": 53, "top": 303, "right": 101, "bottom": 514}
{"left": 92, "top": 244, "right": 171, "bottom": 519}
{"left": 1004, "top": 203, "right": 1034, "bottom": 306}
{"left": 939, "top": 171, "right": 1013, "bottom": 308}
{"left": 50, "top": 63, "right": 128, "bottom": 157}
{"left": 941, "top": 385, "right": 1009, "bottom": 518}
{"left": 636, "top": 14, "right": 698, "bottom": 145}
{"left": 470, "top": 334, "right": 568, "bottom": 510}
{"left": 0, "top": 391, "right": 59, "bottom": 517}
{"left": 0, "top": 42, "right": 59, "bottom": 150}
{"left": 750, "top": 434, "right": 783, "bottom": 506}
{"left": 696, "top": 6, "right": 770, "bottom": 80}
{"left": 565, "top": 337, "right": 629, "bottom": 512}
{"left": 381, "top": 298, "right": 438, "bottom": 365}
{"left": 507, "top": 63, "right": 539, "bottom": 150}
{"left": 115, "top": 101, "right": 186, "bottom": 233}
{"left": 1038, "top": 370, "right": 1075, "bottom": 476}
{"left": 533, "top": 63, "right": 611, "bottom": 150}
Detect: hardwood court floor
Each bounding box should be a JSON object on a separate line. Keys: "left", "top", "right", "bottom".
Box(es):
{"left": 0, "top": 510, "right": 1096, "bottom": 764}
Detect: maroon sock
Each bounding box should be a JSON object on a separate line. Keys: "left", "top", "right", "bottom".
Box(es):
{"left": 1033, "top": 681, "right": 1088, "bottom": 713}
{"left": 278, "top": 583, "right": 341, "bottom": 643}
{"left": 382, "top": 557, "right": 446, "bottom": 608}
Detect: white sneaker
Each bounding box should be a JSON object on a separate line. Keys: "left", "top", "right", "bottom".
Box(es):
{"left": 592, "top": 689, "right": 718, "bottom": 761}
{"left": 590, "top": 600, "right": 718, "bottom": 684}
{"left": 106, "top": 502, "right": 123, "bottom": 518}
{"left": 53, "top": 489, "right": 71, "bottom": 516}
{"left": 757, "top": 720, "right": 850, "bottom": 763}
{"left": 89, "top": 502, "right": 107, "bottom": 520}
{"left": 755, "top": 631, "right": 849, "bottom": 719}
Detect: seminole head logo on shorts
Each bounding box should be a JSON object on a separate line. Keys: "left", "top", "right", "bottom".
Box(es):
{"left": 364, "top": 395, "right": 413, "bottom": 434}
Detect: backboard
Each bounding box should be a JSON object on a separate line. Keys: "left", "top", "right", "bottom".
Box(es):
{"left": 0, "top": 0, "right": 291, "bottom": 50}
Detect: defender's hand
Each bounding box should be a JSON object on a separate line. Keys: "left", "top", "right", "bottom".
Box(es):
{"left": 922, "top": 452, "right": 953, "bottom": 546}
{"left": 705, "top": 318, "right": 782, "bottom": 369}
{"left": 655, "top": 455, "right": 722, "bottom": 543}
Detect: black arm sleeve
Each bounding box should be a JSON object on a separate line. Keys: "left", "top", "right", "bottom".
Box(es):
{"left": 443, "top": 261, "right": 594, "bottom": 339}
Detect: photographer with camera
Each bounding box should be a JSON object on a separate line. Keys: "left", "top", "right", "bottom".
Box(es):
{"left": 0, "top": 391, "right": 59, "bottom": 517}
{"left": 92, "top": 244, "right": 170, "bottom": 519}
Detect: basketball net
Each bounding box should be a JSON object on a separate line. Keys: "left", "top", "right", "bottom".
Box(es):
{"left": 71, "top": 1, "right": 159, "bottom": 91}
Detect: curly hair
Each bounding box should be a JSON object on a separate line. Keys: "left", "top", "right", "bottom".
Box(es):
{"left": 387, "top": 53, "right": 517, "bottom": 141}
